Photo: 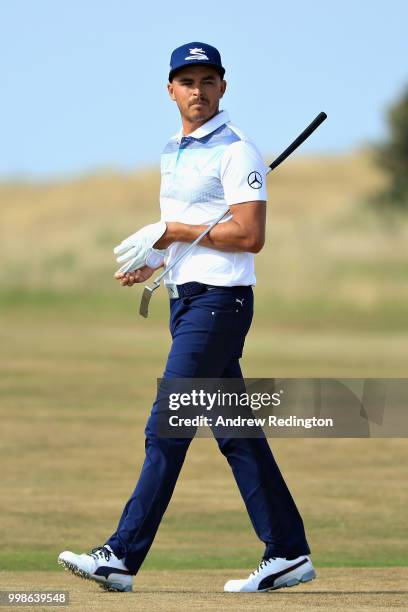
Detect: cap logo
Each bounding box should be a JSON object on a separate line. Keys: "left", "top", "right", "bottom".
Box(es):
{"left": 185, "top": 48, "right": 209, "bottom": 61}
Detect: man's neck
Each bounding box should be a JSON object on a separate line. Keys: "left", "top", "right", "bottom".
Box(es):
{"left": 182, "top": 110, "right": 220, "bottom": 136}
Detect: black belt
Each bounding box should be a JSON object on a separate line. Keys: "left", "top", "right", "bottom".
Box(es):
{"left": 167, "top": 282, "right": 248, "bottom": 299}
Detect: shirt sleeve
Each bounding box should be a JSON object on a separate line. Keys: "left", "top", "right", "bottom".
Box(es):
{"left": 220, "top": 140, "right": 268, "bottom": 205}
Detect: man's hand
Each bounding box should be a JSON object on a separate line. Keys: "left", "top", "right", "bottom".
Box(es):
{"left": 114, "top": 266, "right": 155, "bottom": 287}
{"left": 114, "top": 220, "right": 167, "bottom": 274}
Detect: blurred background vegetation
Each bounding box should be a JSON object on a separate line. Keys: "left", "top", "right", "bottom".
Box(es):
{"left": 370, "top": 85, "right": 408, "bottom": 213}
{"left": 1, "top": 147, "right": 408, "bottom": 337}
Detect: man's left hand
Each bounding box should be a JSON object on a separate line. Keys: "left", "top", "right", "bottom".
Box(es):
{"left": 114, "top": 220, "right": 167, "bottom": 274}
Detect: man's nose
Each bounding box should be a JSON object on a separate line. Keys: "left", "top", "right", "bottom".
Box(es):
{"left": 191, "top": 84, "right": 203, "bottom": 97}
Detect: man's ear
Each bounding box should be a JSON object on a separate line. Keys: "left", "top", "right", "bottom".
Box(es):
{"left": 219, "top": 79, "right": 227, "bottom": 99}
{"left": 167, "top": 82, "right": 176, "bottom": 101}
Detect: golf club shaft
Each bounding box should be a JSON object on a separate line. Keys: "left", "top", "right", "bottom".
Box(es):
{"left": 153, "top": 209, "right": 230, "bottom": 285}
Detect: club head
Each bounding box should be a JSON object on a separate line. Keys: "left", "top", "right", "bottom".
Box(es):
{"left": 139, "top": 285, "right": 155, "bottom": 318}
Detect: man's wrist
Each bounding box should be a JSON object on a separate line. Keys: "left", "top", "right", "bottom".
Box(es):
{"left": 154, "top": 222, "right": 178, "bottom": 248}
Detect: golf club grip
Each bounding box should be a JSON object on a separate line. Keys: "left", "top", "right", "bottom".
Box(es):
{"left": 267, "top": 112, "right": 327, "bottom": 172}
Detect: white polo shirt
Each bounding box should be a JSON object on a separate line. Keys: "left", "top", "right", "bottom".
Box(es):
{"left": 160, "top": 110, "right": 267, "bottom": 287}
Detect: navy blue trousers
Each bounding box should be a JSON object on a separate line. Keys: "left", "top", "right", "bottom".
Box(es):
{"left": 106, "top": 287, "right": 310, "bottom": 573}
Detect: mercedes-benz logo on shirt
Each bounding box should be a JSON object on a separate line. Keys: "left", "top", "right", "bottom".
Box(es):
{"left": 247, "top": 171, "right": 263, "bottom": 189}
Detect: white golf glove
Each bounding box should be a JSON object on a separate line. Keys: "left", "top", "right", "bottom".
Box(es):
{"left": 114, "top": 220, "right": 167, "bottom": 274}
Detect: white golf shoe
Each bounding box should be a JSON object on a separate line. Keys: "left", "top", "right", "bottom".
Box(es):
{"left": 224, "top": 555, "right": 316, "bottom": 593}
{"left": 58, "top": 545, "right": 133, "bottom": 592}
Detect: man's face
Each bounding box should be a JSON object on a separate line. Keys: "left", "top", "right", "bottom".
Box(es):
{"left": 167, "top": 65, "right": 227, "bottom": 126}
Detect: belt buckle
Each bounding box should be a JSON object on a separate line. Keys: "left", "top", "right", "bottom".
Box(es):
{"left": 166, "top": 283, "right": 179, "bottom": 299}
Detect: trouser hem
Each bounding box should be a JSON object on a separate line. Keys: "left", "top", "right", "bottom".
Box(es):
{"left": 263, "top": 545, "right": 311, "bottom": 559}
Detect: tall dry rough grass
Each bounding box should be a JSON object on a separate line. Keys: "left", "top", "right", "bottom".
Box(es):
{"left": 1, "top": 152, "right": 407, "bottom": 321}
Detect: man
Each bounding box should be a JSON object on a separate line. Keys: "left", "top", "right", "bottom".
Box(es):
{"left": 58, "top": 42, "right": 315, "bottom": 594}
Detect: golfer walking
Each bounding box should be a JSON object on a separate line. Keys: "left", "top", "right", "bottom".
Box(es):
{"left": 59, "top": 42, "right": 315, "bottom": 593}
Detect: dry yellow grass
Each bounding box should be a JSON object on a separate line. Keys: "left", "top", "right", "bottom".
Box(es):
{"left": 1, "top": 569, "right": 407, "bottom": 611}
{"left": 2, "top": 151, "right": 408, "bottom": 341}
{"left": 1, "top": 150, "right": 403, "bottom": 299}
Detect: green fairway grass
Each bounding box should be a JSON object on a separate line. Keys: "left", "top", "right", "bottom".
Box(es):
{"left": 0, "top": 302, "right": 407, "bottom": 572}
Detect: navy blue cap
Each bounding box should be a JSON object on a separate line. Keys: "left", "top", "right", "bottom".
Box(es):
{"left": 169, "top": 42, "right": 225, "bottom": 81}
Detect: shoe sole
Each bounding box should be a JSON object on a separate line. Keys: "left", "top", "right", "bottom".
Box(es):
{"left": 58, "top": 558, "right": 132, "bottom": 592}
{"left": 225, "top": 568, "right": 316, "bottom": 593}
{"left": 260, "top": 568, "right": 317, "bottom": 592}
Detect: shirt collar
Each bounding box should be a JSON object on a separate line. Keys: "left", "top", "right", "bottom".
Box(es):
{"left": 176, "top": 110, "right": 230, "bottom": 143}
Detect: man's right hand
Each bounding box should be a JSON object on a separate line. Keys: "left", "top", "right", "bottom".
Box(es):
{"left": 114, "top": 266, "right": 155, "bottom": 287}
